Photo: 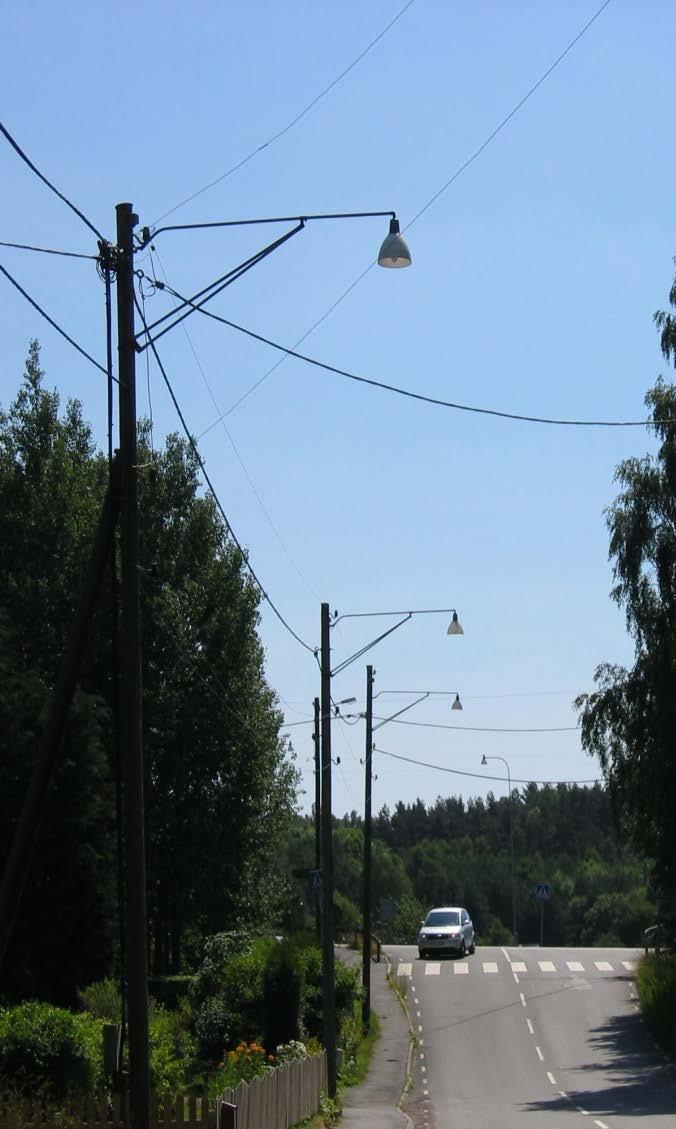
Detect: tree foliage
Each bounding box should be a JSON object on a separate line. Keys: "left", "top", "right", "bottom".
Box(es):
{"left": 283, "top": 782, "right": 651, "bottom": 946}
{"left": 0, "top": 343, "right": 297, "bottom": 1000}
{"left": 576, "top": 270, "right": 676, "bottom": 911}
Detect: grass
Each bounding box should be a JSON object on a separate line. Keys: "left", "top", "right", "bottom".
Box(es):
{"left": 636, "top": 952, "right": 676, "bottom": 1056}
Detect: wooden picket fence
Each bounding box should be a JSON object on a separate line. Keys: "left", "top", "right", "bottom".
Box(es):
{"left": 0, "top": 1052, "right": 327, "bottom": 1129}
{"left": 218, "top": 1051, "right": 327, "bottom": 1129}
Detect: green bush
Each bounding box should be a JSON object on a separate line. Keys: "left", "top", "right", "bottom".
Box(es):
{"left": 149, "top": 1006, "right": 196, "bottom": 1096}
{"left": 0, "top": 1002, "right": 103, "bottom": 1099}
{"left": 298, "top": 948, "right": 360, "bottom": 1040}
{"left": 263, "top": 942, "right": 301, "bottom": 1052}
{"left": 78, "top": 978, "right": 121, "bottom": 1021}
{"left": 190, "top": 934, "right": 273, "bottom": 1060}
{"left": 637, "top": 954, "right": 676, "bottom": 1054}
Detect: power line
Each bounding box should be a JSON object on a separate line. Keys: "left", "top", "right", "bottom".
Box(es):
{"left": 0, "top": 119, "right": 104, "bottom": 241}
{"left": 406, "top": 0, "right": 614, "bottom": 232}
{"left": 146, "top": 251, "right": 322, "bottom": 602}
{"left": 0, "top": 262, "right": 109, "bottom": 377}
{"left": 380, "top": 716, "right": 578, "bottom": 733}
{"left": 375, "top": 746, "right": 601, "bottom": 786}
{"left": 150, "top": 0, "right": 418, "bottom": 225}
{"left": 210, "top": 0, "right": 615, "bottom": 419}
{"left": 136, "top": 300, "right": 316, "bottom": 655}
{"left": 155, "top": 282, "right": 661, "bottom": 429}
{"left": 0, "top": 240, "right": 97, "bottom": 260}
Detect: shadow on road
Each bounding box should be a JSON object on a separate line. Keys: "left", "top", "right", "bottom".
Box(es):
{"left": 521, "top": 1011, "right": 676, "bottom": 1119}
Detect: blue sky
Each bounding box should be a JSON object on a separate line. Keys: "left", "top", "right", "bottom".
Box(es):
{"left": 2, "top": 0, "right": 674, "bottom": 819}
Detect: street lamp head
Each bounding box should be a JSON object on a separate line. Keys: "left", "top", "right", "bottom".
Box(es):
{"left": 447, "top": 611, "right": 464, "bottom": 636}
{"left": 481, "top": 754, "right": 488, "bottom": 765}
{"left": 451, "top": 693, "right": 463, "bottom": 711}
{"left": 377, "top": 218, "right": 412, "bottom": 269}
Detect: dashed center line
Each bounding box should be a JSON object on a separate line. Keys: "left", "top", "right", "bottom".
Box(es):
{"left": 536, "top": 1046, "right": 544, "bottom": 1061}
{"left": 547, "top": 1071, "right": 557, "bottom": 1085}
{"left": 520, "top": 992, "right": 526, "bottom": 1007}
{"left": 527, "top": 1019, "right": 534, "bottom": 1035}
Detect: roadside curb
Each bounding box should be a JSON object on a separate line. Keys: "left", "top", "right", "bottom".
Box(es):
{"left": 384, "top": 954, "right": 416, "bottom": 1126}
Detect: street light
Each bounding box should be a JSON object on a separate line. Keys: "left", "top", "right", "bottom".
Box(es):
{"left": 317, "top": 606, "right": 464, "bottom": 1046}
{"left": 360, "top": 684, "right": 463, "bottom": 1029}
{"left": 111, "top": 205, "right": 413, "bottom": 1124}
{"left": 481, "top": 754, "right": 517, "bottom": 945}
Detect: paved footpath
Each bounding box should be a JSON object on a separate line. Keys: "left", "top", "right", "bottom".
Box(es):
{"left": 338, "top": 950, "right": 412, "bottom": 1129}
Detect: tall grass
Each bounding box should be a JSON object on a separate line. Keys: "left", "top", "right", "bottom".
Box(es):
{"left": 636, "top": 954, "right": 676, "bottom": 1055}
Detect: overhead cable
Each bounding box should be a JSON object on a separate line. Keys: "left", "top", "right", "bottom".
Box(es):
{"left": 135, "top": 300, "right": 316, "bottom": 655}
{"left": 0, "top": 262, "right": 109, "bottom": 377}
{"left": 0, "top": 240, "right": 97, "bottom": 260}
{"left": 376, "top": 746, "right": 601, "bottom": 785}
{"left": 381, "top": 716, "right": 578, "bottom": 733}
{"left": 212, "top": 0, "right": 615, "bottom": 418}
{"left": 0, "top": 120, "right": 104, "bottom": 241}
{"left": 145, "top": 249, "right": 322, "bottom": 602}
{"left": 150, "top": 0, "right": 418, "bottom": 225}
{"left": 156, "top": 282, "right": 661, "bottom": 428}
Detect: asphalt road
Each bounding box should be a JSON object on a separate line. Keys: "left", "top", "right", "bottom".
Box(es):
{"left": 385, "top": 944, "right": 676, "bottom": 1129}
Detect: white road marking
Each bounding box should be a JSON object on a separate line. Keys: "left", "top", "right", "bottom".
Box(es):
{"left": 622, "top": 960, "right": 636, "bottom": 971}
{"left": 520, "top": 992, "right": 526, "bottom": 1007}
{"left": 421, "top": 1065, "right": 426, "bottom": 1073}
{"left": 425, "top": 962, "right": 441, "bottom": 976}
{"left": 547, "top": 1072, "right": 557, "bottom": 1085}
{"left": 539, "top": 961, "right": 556, "bottom": 972}
{"left": 416, "top": 1010, "right": 422, "bottom": 1017}
{"left": 500, "top": 946, "right": 511, "bottom": 961}
{"left": 567, "top": 961, "right": 585, "bottom": 972}
{"left": 558, "top": 1090, "right": 568, "bottom": 1098}
{"left": 527, "top": 1019, "right": 534, "bottom": 1035}
{"left": 418, "top": 1025, "right": 423, "bottom": 1033}
{"left": 420, "top": 1052, "right": 425, "bottom": 1060}
{"left": 423, "top": 1090, "right": 429, "bottom": 1097}
{"left": 419, "top": 1038, "right": 424, "bottom": 1045}
{"left": 513, "top": 972, "right": 520, "bottom": 983}
{"left": 594, "top": 961, "right": 613, "bottom": 972}
{"left": 483, "top": 961, "right": 499, "bottom": 974}
{"left": 511, "top": 961, "right": 527, "bottom": 972}
{"left": 536, "top": 1046, "right": 544, "bottom": 1061}
{"left": 454, "top": 963, "right": 469, "bottom": 975}
{"left": 397, "top": 962, "right": 412, "bottom": 977}
{"left": 577, "top": 1107, "right": 589, "bottom": 1115}
{"left": 594, "top": 1121, "right": 609, "bottom": 1129}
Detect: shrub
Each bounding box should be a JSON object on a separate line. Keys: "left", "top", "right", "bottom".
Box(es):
{"left": 78, "top": 978, "right": 121, "bottom": 1021}
{"left": 0, "top": 1002, "right": 103, "bottom": 1099}
{"left": 190, "top": 935, "right": 275, "bottom": 1061}
{"left": 205, "top": 1041, "right": 273, "bottom": 1099}
{"left": 263, "top": 943, "right": 301, "bottom": 1052}
{"left": 149, "top": 1006, "right": 196, "bottom": 1096}
{"left": 298, "top": 948, "right": 360, "bottom": 1040}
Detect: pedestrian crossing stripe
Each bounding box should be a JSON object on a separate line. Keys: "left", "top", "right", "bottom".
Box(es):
{"left": 394, "top": 958, "right": 633, "bottom": 978}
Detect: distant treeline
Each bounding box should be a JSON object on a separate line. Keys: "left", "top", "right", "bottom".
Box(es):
{"left": 281, "top": 782, "right": 653, "bottom": 946}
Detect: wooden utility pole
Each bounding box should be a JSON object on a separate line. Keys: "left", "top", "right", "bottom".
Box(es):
{"left": 320, "top": 603, "right": 337, "bottom": 1098}
{"left": 361, "top": 665, "right": 374, "bottom": 1031}
{"left": 115, "top": 202, "right": 150, "bottom": 1129}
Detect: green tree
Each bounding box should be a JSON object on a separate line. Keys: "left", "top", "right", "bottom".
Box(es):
{"left": 576, "top": 274, "right": 676, "bottom": 912}
{"left": 0, "top": 344, "right": 115, "bottom": 1002}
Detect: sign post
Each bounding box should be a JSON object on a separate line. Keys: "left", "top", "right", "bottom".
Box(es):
{"left": 535, "top": 883, "right": 551, "bottom": 947}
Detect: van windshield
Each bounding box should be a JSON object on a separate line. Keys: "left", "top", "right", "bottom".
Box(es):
{"left": 425, "top": 911, "right": 460, "bottom": 926}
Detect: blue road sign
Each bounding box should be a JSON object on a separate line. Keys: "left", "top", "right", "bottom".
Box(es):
{"left": 536, "top": 883, "right": 551, "bottom": 900}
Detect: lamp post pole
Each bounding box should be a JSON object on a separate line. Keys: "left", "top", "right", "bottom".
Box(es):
{"left": 115, "top": 202, "right": 150, "bottom": 1129}
{"left": 482, "top": 754, "right": 517, "bottom": 944}
{"left": 319, "top": 603, "right": 337, "bottom": 1098}
{"left": 361, "top": 665, "right": 375, "bottom": 1032}
{"left": 358, "top": 685, "right": 462, "bottom": 1028}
